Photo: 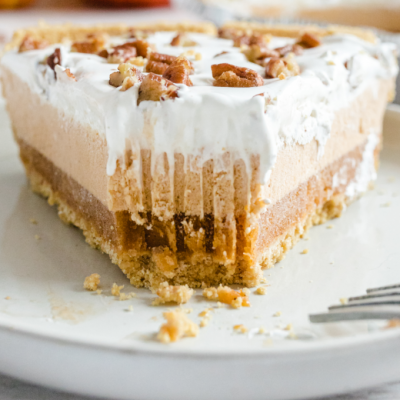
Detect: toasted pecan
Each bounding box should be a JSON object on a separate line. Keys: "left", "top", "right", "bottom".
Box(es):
{"left": 107, "top": 43, "right": 137, "bottom": 63}
{"left": 297, "top": 32, "right": 321, "bottom": 48}
{"left": 162, "top": 56, "right": 193, "bottom": 86}
{"left": 145, "top": 52, "right": 178, "bottom": 74}
{"left": 19, "top": 35, "right": 48, "bottom": 52}
{"left": 243, "top": 45, "right": 279, "bottom": 63}
{"left": 212, "top": 63, "right": 264, "bottom": 87}
{"left": 275, "top": 44, "right": 303, "bottom": 57}
{"left": 265, "top": 56, "right": 300, "bottom": 79}
{"left": 137, "top": 73, "right": 178, "bottom": 105}
{"left": 170, "top": 33, "right": 197, "bottom": 47}
{"left": 233, "top": 33, "right": 270, "bottom": 48}
{"left": 71, "top": 34, "right": 106, "bottom": 54}
{"left": 109, "top": 63, "right": 144, "bottom": 88}
{"left": 46, "top": 48, "right": 62, "bottom": 72}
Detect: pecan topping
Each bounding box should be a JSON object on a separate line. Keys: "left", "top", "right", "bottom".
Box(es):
{"left": 71, "top": 34, "right": 106, "bottom": 54}
{"left": 109, "top": 63, "right": 144, "bottom": 88}
{"left": 19, "top": 35, "right": 48, "bottom": 52}
{"left": 149, "top": 52, "right": 177, "bottom": 65}
{"left": 170, "top": 33, "right": 197, "bottom": 47}
{"left": 218, "top": 28, "right": 247, "bottom": 40}
{"left": 97, "top": 49, "right": 109, "bottom": 58}
{"left": 145, "top": 61, "right": 169, "bottom": 75}
{"left": 46, "top": 48, "right": 62, "bottom": 72}
{"left": 137, "top": 73, "right": 178, "bottom": 105}
{"left": 145, "top": 52, "right": 177, "bottom": 75}
{"left": 265, "top": 56, "right": 300, "bottom": 79}
{"left": 275, "top": 44, "right": 303, "bottom": 57}
{"left": 243, "top": 45, "right": 279, "bottom": 63}
{"left": 65, "top": 68, "right": 77, "bottom": 81}
{"left": 214, "top": 51, "right": 229, "bottom": 58}
{"left": 132, "top": 39, "right": 153, "bottom": 58}
{"left": 107, "top": 43, "right": 137, "bottom": 63}
{"left": 233, "top": 33, "right": 270, "bottom": 48}
{"left": 162, "top": 56, "right": 193, "bottom": 86}
{"left": 129, "top": 29, "right": 151, "bottom": 39}
{"left": 212, "top": 63, "right": 264, "bottom": 87}
{"left": 297, "top": 32, "right": 321, "bottom": 48}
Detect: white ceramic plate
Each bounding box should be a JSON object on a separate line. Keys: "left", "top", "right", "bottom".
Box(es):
{"left": 0, "top": 99, "right": 400, "bottom": 400}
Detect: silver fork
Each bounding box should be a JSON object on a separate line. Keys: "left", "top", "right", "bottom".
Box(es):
{"left": 309, "top": 284, "right": 400, "bottom": 323}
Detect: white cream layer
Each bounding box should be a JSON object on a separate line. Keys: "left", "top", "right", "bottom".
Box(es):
{"left": 1, "top": 31, "right": 397, "bottom": 194}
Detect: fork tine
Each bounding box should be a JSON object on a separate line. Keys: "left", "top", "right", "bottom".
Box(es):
{"left": 349, "top": 292, "right": 400, "bottom": 301}
{"left": 367, "top": 284, "right": 400, "bottom": 294}
{"left": 329, "top": 295, "right": 400, "bottom": 310}
{"left": 310, "top": 305, "right": 400, "bottom": 323}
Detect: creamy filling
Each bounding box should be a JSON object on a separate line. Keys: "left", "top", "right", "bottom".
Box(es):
{"left": 1, "top": 31, "right": 397, "bottom": 207}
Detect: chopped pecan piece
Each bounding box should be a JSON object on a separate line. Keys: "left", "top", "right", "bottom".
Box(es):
{"left": 162, "top": 56, "right": 193, "bottom": 86}
{"left": 265, "top": 56, "right": 300, "bottom": 79}
{"left": 71, "top": 35, "right": 106, "bottom": 54}
{"left": 132, "top": 39, "right": 153, "bottom": 58}
{"left": 218, "top": 27, "right": 247, "bottom": 40}
{"left": 146, "top": 61, "right": 169, "bottom": 75}
{"left": 145, "top": 52, "right": 177, "bottom": 75}
{"left": 97, "top": 49, "right": 109, "bottom": 58}
{"left": 129, "top": 29, "right": 151, "bottom": 39}
{"left": 137, "top": 73, "right": 178, "bottom": 105}
{"left": 170, "top": 33, "right": 197, "bottom": 47}
{"left": 65, "top": 68, "right": 77, "bottom": 81}
{"left": 243, "top": 45, "right": 279, "bottom": 63}
{"left": 275, "top": 44, "right": 303, "bottom": 57}
{"left": 212, "top": 63, "right": 264, "bottom": 88}
{"left": 149, "top": 52, "right": 177, "bottom": 65}
{"left": 297, "top": 32, "right": 321, "bottom": 48}
{"left": 109, "top": 63, "right": 144, "bottom": 88}
{"left": 234, "top": 33, "right": 270, "bottom": 48}
{"left": 46, "top": 48, "right": 62, "bottom": 72}
{"left": 107, "top": 43, "right": 137, "bottom": 63}
{"left": 19, "top": 35, "right": 48, "bottom": 52}
{"left": 214, "top": 51, "right": 229, "bottom": 58}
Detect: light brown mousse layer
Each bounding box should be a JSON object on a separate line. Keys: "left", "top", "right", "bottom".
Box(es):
{"left": 20, "top": 137, "right": 372, "bottom": 288}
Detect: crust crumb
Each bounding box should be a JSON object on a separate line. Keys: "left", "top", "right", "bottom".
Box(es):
{"left": 111, "top": 283, "right": 124, "bottom": 296}
{"left": 385, "top": 319, "right": 400, "bottom": 329}
{"left": 84, "top": 273, "right": 100, "bottom": 291}
{"left": 29, "top": 218, "right": 38, "bottom": 224}
{"left": 203, "top": 285, "right": 250, "bottom": 308}
{"left": 5, "top": 296, "right": 10, "bottom": 300}
{"left": 233, "top": 324, "right": 248, "bottom": 333}
{"left": 199, "top": 308, "right": 213, "bottom": 327}
{"left": 301, "top": 249, "right": 309, "bottom": 254}
{"left": 152, "top": 282, "right": 194, "bottom": 305}
{"left": 273, "top": 311, "right": 282, "bottom": 317}
{"left": 157, "top": 309, "right": 199, "bottom": 343}
{"left": 256, "top": 286, "right": 267, "bottom": 295}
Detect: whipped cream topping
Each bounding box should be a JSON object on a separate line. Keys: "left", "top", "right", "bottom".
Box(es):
{"left": 1, "top": 31, "right": 397, "bottom": 194}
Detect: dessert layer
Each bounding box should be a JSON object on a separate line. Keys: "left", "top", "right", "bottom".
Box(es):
{"left": 19, "top": 136, "right": 376, "bottom": 288}
{"left": 1, "top": 66, "right": 392, "bottom": 221}
{"left": 1, "top": 25, "right": 396, "bottom": 212}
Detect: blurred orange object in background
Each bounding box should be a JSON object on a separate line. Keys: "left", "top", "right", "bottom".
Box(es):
{"left": 0, "top": 0, "right": 34, "bottom": 8}
{"left": 84, "top": 0, "right": 169, "bottom": 7}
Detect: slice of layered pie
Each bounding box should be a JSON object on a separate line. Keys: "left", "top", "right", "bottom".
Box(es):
{"left": 1, "top": 21, "right": 397, "bottom": 289}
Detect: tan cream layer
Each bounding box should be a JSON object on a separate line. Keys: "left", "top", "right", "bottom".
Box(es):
{"left": 1, "top": 67, "right": 392, "bottom": 221}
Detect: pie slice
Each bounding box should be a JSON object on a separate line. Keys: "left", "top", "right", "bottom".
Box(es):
{"left": 0, "top": 21, "right": 397, "bottom": 289}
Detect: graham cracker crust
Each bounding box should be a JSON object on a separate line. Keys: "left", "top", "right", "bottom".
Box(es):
{"left": 19, "top": 138, "right": 373, "bottom": 289}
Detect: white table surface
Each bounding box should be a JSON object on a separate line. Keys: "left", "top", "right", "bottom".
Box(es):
{"left": 0, "top": 3, "right": 399, "bottom": 399}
